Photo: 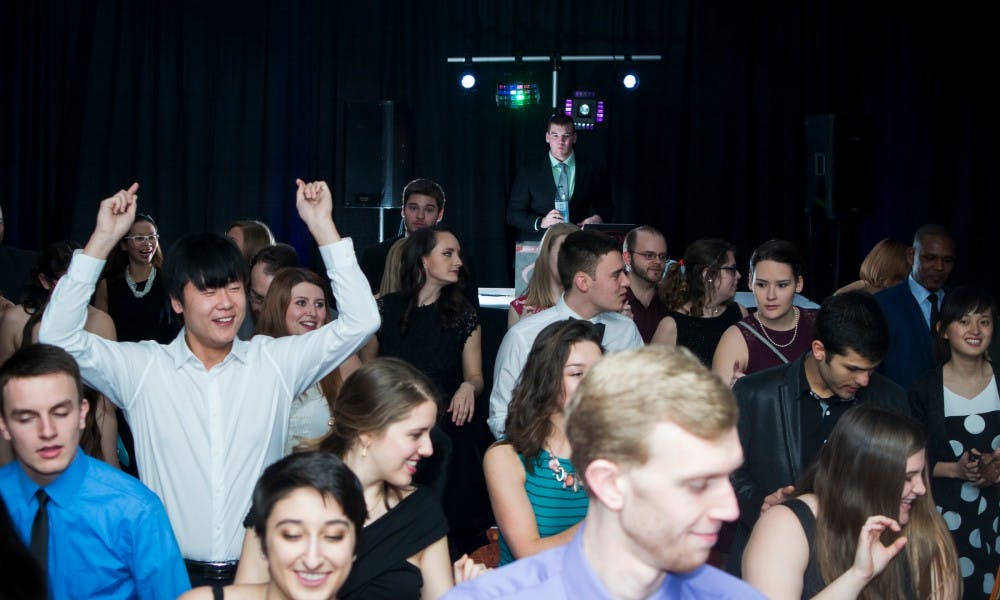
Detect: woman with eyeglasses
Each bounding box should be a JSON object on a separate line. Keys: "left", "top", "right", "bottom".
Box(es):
{"left": 712, "top": 239, "right": 818, "bottom": 387}
{"left": 94, "top": 213, "right": 179, "bottom": 345}
{"left": 650, "top": 238, "right": 747, "bottom": 366}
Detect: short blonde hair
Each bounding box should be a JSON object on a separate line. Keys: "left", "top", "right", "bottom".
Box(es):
{"left": 566, "top": 345, "right": 737, "bottom": 476}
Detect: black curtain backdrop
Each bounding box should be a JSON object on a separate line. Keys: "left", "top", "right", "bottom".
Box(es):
{"left": 3, "top": 1, "right": 996, "bottom": 297}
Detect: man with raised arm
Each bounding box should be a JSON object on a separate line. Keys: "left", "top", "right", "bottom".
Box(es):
{"left": 39, "top": 180, "right": 379, "bottom": 586}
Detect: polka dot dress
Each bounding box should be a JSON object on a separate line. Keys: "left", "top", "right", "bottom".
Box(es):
{"left": 937, "top": 379, "right": 1000, "bottom": 598}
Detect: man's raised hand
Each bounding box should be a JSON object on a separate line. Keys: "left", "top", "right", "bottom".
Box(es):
{"left": 295, "top": 179, "right": 341, "bottom": 246}
{"left": 86, "top": 183, "right": 139, "bottom": 259}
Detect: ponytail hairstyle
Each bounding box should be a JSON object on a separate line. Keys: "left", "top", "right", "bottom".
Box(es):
{"left": 658, "top": 238, "right": 735, "bottom": 315}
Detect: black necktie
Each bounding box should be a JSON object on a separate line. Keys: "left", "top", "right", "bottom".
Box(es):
{"left": 30, "top": 489, "right": 49, "bottom": 572}
{"left": 928, "top": 293, "right": 940, "bottom": 332}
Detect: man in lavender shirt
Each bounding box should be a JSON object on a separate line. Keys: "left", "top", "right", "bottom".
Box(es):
{"left": 447, "top": 345, "right": 764, "bottom": 599}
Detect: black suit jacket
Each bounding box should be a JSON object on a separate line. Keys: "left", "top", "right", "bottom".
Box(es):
{"left": 874, "top": 281, "right": 937, "bottom": 390}
{"left": 506, "top": 153, "right": 612, "bottom": 241}
{"left": 726, "top": 353, "right": 910, "bottom": 575}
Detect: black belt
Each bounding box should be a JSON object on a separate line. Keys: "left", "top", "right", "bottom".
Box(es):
{"left": 184, "top": 559, "right": 239, "bottom": 580}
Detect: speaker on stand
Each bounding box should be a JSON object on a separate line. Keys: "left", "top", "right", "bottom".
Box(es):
{"left": 803, "top": 114, "right": 873, "bottom": 298}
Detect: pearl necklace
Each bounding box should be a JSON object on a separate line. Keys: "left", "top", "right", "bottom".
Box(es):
{"left": 755, "top": 306, "right": 799, "bottom": 349}
{"left": 124, "top": 266, "right": 156, "bottom": 299}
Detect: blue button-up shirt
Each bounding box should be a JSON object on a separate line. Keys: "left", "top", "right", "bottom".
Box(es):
{"left": 0, "top": 452, "right": 189, "bottom": 599}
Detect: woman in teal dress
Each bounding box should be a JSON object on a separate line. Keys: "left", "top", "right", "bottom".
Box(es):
{"left": 484, "top": 319, "right": 603, "bottom": 565}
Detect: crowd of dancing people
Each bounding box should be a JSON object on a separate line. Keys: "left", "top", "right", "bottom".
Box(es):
{"left": 0, "top": 119, "right": 996, "bottom": 600}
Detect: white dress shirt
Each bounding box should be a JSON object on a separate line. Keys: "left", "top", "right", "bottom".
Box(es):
{"left": 39, "top": 239, "right": 379, "bottom": 561}
{"left": 487, "top": 295, "right": 643, "bottom": 438}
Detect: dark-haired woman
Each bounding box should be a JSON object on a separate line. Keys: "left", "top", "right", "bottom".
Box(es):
{"left": 650, "top": 238, "right": 748, "bottom": 365}
{"left": 712, "top": 240, "right": 817, "bottom": 386}
{"left": 360, "top": 225, "right": 492, "bottom": 557}
{"left": 743, "top": 405, "right": 959, "bottom": 599}
{"left": 484, "top": 320, "right": 601, "bottom": 566}
{"left": 184, "top": 452, "right": 366, "bottom": 600}
{"left": 94, "top": 213, "right": 178, "bottom": 344}
{"left": 0, "top": 241, "right": 118, "bottom": 468}
{"left": 910, "top": 285, "right": 1000, "bottom": 597}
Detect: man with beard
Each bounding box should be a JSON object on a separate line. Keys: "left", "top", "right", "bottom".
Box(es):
{"left": 622, "top": 226, "right": 669, "bottom": 343}
{"left": 448, "top": 345, "right": 763, "bottom": 599}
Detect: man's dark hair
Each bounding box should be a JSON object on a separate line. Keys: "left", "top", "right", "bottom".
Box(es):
{"left": 557, "top": 230, "right": 620, "bottom": 291}
{"left": 0, "top": 344, "right": 83, "bottom": 414}
{"left": 547, "top": 114, "right": 575, "bottom": 131}
{"left": 163, "top": 232, "right": 247, "bottom": 303}
{"left": 814, "top": 291, "right": 890, "bottom": 362}
{"left": 250, "top": 243, "right": 300, "bottom": 277}
{"left": 402, "top": 178, "right": 446, "bottom": 210}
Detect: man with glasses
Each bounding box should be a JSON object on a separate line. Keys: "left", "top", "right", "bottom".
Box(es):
{"left": 622, "top": 226, "right": 669, "bottom": 343}
{"left": 507, "top": 115, "right": 612, "bottom": 242}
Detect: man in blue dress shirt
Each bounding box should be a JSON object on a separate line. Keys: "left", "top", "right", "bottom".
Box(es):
{"left": 0, "top": 344, "right": 189, "bottom": 599}
{"left": 449, "top": 345, "right": 764, "bottom": 599}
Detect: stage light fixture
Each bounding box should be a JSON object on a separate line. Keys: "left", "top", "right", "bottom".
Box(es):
{"left": 563, "top": 91, "right": 605, "bottom": 130}
{"left": 622, "top": 72, "right": 639, "bottom": 90}
{"left": 460, "top": 72, "right": 477, "bottom": 90}
{"left": 496, "top": 81, "right": 540, "bottom": 108}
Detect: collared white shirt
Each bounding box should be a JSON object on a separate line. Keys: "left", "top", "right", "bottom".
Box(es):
{"left": 39, "top": 240, "right": 379, "bottom": 561}
{"left": 487, "top": 294, "right": 643, "bottom": 438}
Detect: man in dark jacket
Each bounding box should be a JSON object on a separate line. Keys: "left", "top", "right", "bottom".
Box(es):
{"left": 727, "top": 291, "right": 910, "bottom": 575}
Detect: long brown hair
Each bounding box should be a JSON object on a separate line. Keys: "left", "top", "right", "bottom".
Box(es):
{"left": 658, "top": 238, "right": 735, "bottom": 315}
{"left": 317, "top": 358, "right": 438, "bottom": 506}
{"left": 255, "top": 267, "right": 342, "bottom": 403}
{"left": 504, "top": 320, "right": 604, "bottom": 471}
{"left": 798, "top": 405, "right": 959, "bottom": 599}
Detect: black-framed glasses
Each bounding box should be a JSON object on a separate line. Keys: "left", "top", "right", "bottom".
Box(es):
{"left": 718, "top": 265, "right": 739, "bottom": 273}
{"left": 124, "top": 234, "right": 159, "bottom": 244}
{"left": 631, "top": 251, "right": 668, "bottom": 262}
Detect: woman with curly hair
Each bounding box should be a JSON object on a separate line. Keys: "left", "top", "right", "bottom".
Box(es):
{"left": 650, "top": 238, "right": 747, "bottom": 365}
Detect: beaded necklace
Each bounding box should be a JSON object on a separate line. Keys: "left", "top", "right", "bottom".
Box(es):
{"left": 545, "top": 449, "right": 582, "bottom": 492}
{"left": 124, "top": 266, "right": 156, "bottom": 299}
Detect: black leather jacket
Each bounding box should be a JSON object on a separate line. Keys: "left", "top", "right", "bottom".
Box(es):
{"left": 725, "top": 353, "right": 909, "bottom": 574}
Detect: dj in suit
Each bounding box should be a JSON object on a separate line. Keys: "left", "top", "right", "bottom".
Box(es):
{"left": 507, "top": 114, "right": 613, "bottom": 242}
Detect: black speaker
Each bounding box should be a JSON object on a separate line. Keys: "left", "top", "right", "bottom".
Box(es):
{"left": 804, "top": 114, "right": 873, "bottom": 219}
{"left": 342, "top": 101, "right": 412, "bottom": 208}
